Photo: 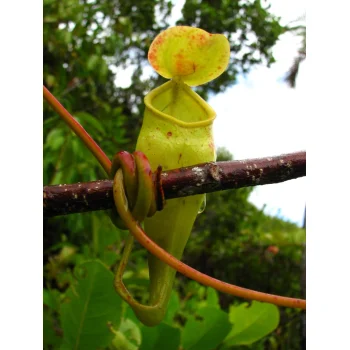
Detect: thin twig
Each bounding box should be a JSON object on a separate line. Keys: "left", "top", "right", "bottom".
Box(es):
{"left": 44, "top": 151, "right": 305, "bottom": 217}
{"left": 43, "top": 85, "right": 111, "bottom": 174}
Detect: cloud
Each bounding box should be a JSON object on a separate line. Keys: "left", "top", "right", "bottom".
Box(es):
{"left": 269, "top": 0, "right": 305, "bottom": 25}
{"left": 208, "top": 16, "right": 306, "bottom": 226}
{"left": 169, "top": 0, "right": 186, "bottom": 26}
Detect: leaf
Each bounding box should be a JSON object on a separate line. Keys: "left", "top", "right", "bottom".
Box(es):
{"left": 181, "top": 306, "right": 231, "bottom": 350}
{"left": 139, "top": 326, "right": 157, "bottom": 350}
{"left": 148, "top": 26, "right": 230, "bottom": 86}
{"left": 45, "top": 128, "right": 66, "bottom": 151}
{"left": 196, "top": 286, "right": 220, "bottom": 310}
{"left": 44, "top": 15, "right": 57, "bottom": 23}
{"left": 44, "top": 308, "right": 62, "bottom": 349}
{"left": 119, "top": 319, "right": 142, "bottom": 347}
{"left": 87, "top": 55, "right": 100, "bottom": 72}
{"left": 112, "top": 318, "right": 142, "bottom": 350}
{"left": 63, "top": 30, "right": 72, "bottom": 45}
{"left": 111, "top": 331, "right": 137, "bottom": 350}
{"left": 98, "top": 58, "right": 109, "bottom": 82}
{"left": 222, "top": 301, "right": 280, "bottom": 347}
{"left": 163, "top": 290, "right": 180, "bottom": 324}
{"left": 43, "top": 0, "right": 56, "bottom": 5}
{"left": 74, "top": 111, "right": 106, "bottom": 135}
{"left": 140, "top": 323, "right": 180, "bottom": 350}
{"left": 46, "top": 74, "right": 56, "bottom": 87}
{"left": 43, "top": 288, "right": 61, "bottom": 311}
{"left": 206, "top": 287, "right": 220, "bottom": 309}
{"left": 60, "top": 260, "right": 123, "bottom": 350}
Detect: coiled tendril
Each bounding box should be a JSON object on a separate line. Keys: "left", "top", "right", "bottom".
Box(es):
{"left": 111, "top": 151, "right": 306, "bottom": 327}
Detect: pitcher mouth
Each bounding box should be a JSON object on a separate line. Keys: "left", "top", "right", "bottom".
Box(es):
{"left": 144, "top": 80, "right": 216, "bottom": 128}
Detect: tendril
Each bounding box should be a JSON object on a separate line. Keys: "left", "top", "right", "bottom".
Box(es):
{"left": 112, "top": 151, "right": 306, "bottom": 311}
{"left": 110, "top": 151, "right": 167, "bottom": 326}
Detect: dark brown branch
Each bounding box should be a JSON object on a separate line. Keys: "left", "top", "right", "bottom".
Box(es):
{"left": 44, "top": 151, "right": 305, "bottom": 217}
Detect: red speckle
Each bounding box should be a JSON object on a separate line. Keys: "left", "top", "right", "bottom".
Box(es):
{"left": 208, "top": 141, "right": 214, "bottom": 150}
{"left": 198, "top": 33, "right": 205, "bottom": 41}
{"left": 148, "top": 48, "right": 159, "bottom": 70}
{"left": 167, "top": 131, "right": 172, "bottom": 138}
{"left": 175, "top": 55, "right": 196, "bottom": 75}
{"left": 149, "top": 51, "right": 156, "bottom": 61}
{"left": 217, "top": 66, "right": 222, "bottom": 70}
{"left": 175, "top": 53, "right": 184, "bottom": 60}
{"left": 154, "top": 33, "right": 165, "bottom": 45}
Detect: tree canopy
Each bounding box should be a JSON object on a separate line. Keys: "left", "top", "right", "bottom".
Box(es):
{"left": 44, "top": 1, "right": 305, "bottom": 349}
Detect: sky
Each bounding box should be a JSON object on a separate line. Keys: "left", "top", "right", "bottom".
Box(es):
{"left": 208, "top": 0, "right": 306, "bottom": 226}
{"left": 115, "top": 0, "right": 306, "bottom": 226}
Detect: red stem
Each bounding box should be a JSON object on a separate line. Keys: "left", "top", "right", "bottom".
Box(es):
{"left": 44, "top": 87, "right": 306, "bottom": 310}
{"left": 43, "top": 85, "right": 111, "bottom": 175}
{"left": 114, "top": 171, "right": 306, "bottom": 310}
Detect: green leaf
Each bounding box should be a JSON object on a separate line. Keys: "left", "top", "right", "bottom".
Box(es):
{"left": 43, "top": 288, "right": 61, "bottom": 311}
{"left": 46, "top": 74, "right": 56, "bottom": 87}
{"left": 181, "top": 306, "right": 231, "bottom": 350}
{"left": 74, "top": 111, "right": 106, "bottom": 135}
{"left": 163, "top": 290, "right": 180, "bottom": 324}
{"left": 206, "top": 287, "right": 220, "bottom": 308}
{"left": 60, "top": 260, "right": 123, "bottom": 350}
{"left": 43, "top": 0, "right": 56, "bottom": 5}
{"left": 111, "top": 331, "right": 137, "bottom": 350}
{"left": 63, "top": 30, "right": 72, "bottom": 44}
{"left": 87, "top": 55, "right": 100, "bottom": 72}
{"left": 124, "top": 305, "right": 142, "bottom": 326}
{"left": 44, "top": 15, "right": 57, "bottom": 23}
{"left": 112, "top": 318, "right": 142, "bottom": 350}
{"left": 119, "top": 319, "right": 142, "bottom": 347}
{"left": 44, "top": 308, "right": 62, "bottom": 349}
{"left": 45, "top": 128, "right": 66, "bottom": 151}
{"left": 98, "top": 58, "right": 109, "bottom": 81}
{"left": 222, "top": 301, "right": 280, "bottom": 347}
{"left": 140, "top": 323, "right": 180, "bottom": 350}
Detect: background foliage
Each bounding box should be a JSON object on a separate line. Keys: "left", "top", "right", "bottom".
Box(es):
{"left": 44, "top": 0, "right": 305, "bottom": 349}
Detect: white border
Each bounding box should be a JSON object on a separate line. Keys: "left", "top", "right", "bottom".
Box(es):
{"left": 1, "top": 0, "right": 349, "bottom": 348}
{"left": 307, "top": 0, "right": 350, "bottom": 348}
{"left": 0, "top": 1, "right": 43, "bottom": 348}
